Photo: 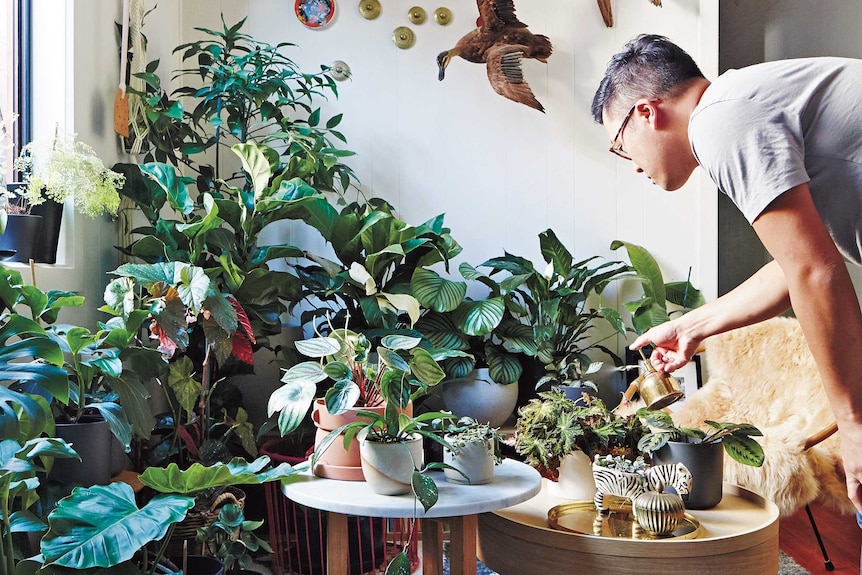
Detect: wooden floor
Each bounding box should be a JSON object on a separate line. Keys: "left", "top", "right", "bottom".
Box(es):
{"left": 779, "top": 504, "right": 860, "bottom": 573}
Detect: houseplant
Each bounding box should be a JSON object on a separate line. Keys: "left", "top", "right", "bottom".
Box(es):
{"left": 268, "top": 319, "right": 447, "bottom": 478}
{"left": 514, "top": 388, "right": 647, "bottom": 499}
{"left": 295, "top": 198, "right": 462, "bottom": 339}
{"left": 480, "top": 229, "right": 629, "bottom": 395}
{"left": 636, "top": 408, "right": 764, "bottom": 508}
{"left": 412, "top": 263, "right": 534, "bottom": 426}
{"left": 441, "top": 416, "right": 503, "bottom": 485}
{"left": 610, "top": 240, "right": 704, "bottom": 335}
{"left": 3, "top": 129, "right": 125, "bottom": 264}
{"left": 196, "top": 502, "right": 271, "bottom": 574}
{"left": 102, "top": 261, "right": 258, "bottom": 467}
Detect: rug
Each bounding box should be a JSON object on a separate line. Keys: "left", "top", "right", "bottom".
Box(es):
{"left": 440, "top": 544, "right": 811, "bottom": 574}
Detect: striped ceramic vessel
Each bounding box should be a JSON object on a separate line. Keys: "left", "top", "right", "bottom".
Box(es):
{"left": 632, "top": 488, "right": 686, "bottom": 536}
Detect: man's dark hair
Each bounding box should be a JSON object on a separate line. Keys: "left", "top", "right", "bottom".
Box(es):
{"left": 591, "top": 34, "right": 705, "bottom": 124}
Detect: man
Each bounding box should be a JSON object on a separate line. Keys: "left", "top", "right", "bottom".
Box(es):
{"left": 591, "top": 34, "right": 862, "bottom": 529}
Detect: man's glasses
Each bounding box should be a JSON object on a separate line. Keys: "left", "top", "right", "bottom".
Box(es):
{"left": 608, "top": 104, "right": 636, "bottom": 160}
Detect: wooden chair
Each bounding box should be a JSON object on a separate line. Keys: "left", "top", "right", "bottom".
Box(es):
{"left": 670, "top": 317, "right": 852, "bottom": 571}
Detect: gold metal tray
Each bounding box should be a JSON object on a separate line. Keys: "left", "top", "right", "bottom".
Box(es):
{"left": 548, "top": 501, "right": 701, "bottom": 541}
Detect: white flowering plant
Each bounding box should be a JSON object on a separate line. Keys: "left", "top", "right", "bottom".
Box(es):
{"left": 11, "top": 130, "right": 124, "bottom": 219}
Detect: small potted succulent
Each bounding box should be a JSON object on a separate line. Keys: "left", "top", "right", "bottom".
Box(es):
{"left": 441, "top": 416, "right": 503, "bottom": 485}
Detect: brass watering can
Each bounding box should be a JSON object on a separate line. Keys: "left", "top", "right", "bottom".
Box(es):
{"left": 624, "top": 348, "right": 685, "bottom": 410}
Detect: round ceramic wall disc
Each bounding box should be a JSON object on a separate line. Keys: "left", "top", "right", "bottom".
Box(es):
{"left": 408, "top": 6, "right": 426, "bottom": 24}
{"left": 434, "top": 7, "right": 452, "bottom": 25}
{"left": 359, "top": 0, "right": 381, "bottom": 19}
{"left": 330, "top": 60, "right": 351, "bottom": 81}
{"left": 392, "top": 26, "right": 415, "bottom": 49}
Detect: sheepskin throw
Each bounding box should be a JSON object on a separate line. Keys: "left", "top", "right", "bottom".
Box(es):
{"left": 670, "top": 316, "right": 853, "bottom": 517}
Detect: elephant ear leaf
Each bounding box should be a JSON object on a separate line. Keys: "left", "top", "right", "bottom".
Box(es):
{"left": 41, "top": 483, "right": 194, "bottom": 569}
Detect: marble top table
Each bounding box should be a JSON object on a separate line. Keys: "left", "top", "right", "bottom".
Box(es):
{"left": 282, "top": 458, "right": 541, "bottom": 575}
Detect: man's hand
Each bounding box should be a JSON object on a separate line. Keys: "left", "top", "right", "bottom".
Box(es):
{"left": 839, "top": 420, "right": 862, "bottom": 514}
{"left": 629, "top": 319, "right": 703, "bottom": 373}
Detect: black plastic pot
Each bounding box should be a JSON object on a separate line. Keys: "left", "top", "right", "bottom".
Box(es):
{"left": 0, "top": 213, "right": 43, "bottom": 263}
{"left": 653, "top": 439, "right": 724, "bottom": 509}
{"left": 29, "top": 198, "right": 64, "bottom": 263}
{"left": 50, "top": 415, "right": 113, "bottom": 487}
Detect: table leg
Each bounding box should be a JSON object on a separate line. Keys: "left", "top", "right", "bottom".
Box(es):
{"left": 447, "top": 515, "right": 478, "bottom": 575}
{"left": 326, "top": 512, "right": 349, "bottom": 575}
{"left": 421, "top": 518, "right": 444, "bottom": 575}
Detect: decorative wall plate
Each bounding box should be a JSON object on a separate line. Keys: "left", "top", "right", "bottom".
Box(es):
{"left": 358, "top": 0, "right": 381, "bottom": 20}
{"left": 392, "top": 26, "right": 415, "bottom": 49}
{"left": 295, "top": 0, "right": 336, "bottom": 28}
{"left": 408, "top": 6, "right": 427, "bottom": 24}
{"left": 434, "top": 7, "right": 452, "bottom": 25}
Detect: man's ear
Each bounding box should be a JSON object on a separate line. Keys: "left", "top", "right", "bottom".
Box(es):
{"left": 635, "top": 98, "right": 662, "bottom": 129}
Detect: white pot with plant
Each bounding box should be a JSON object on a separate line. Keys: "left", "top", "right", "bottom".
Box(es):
{"left": 442, "top": 417, "right": 502, "bottom": 485}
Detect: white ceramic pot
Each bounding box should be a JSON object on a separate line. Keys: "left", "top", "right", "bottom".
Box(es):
{"left": 545, "top": 451, "right": 595, "bottom": 500}
{"left": 358, "top": 430, "right": 424, "bottom": 495}
{"left": 443, "top": 436, "right": 494, "bottom": 485}
{"left": 441, "top": 368, "right": 518, "bottom": 427}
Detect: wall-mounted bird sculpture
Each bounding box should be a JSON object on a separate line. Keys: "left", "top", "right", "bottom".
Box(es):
{"left": 597, "top": 0, "right": 662, "bottom": 28}
{"left": 436, "top": 0, "right": 553, "bottom": 113}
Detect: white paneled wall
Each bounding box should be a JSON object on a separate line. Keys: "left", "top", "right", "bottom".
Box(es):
{"left": 143, "top": 0, "right": 719, "bottom": 389}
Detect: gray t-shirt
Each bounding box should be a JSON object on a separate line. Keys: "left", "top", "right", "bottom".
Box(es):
{"left": 689, "top": 57, "right": 862, "bottom": 265}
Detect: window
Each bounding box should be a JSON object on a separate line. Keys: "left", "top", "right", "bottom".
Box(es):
{"left": 1, "top": 0, "right": 31, "bottom": 185}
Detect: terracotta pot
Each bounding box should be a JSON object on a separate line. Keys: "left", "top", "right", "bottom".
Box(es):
{"left": 443, "top": 436, "right": 494, "bottom": 485}
{"left": 358, "top": 430, "right": 424, "bottom": 495}
{"left": 311, "top": 400, "right": 413, "bottom": 480}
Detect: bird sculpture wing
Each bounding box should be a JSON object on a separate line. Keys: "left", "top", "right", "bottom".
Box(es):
{"left": 476, "top": 0, "right": 527, "bottom": 30}
{"left": 485, "top": 44, "right": 544, "bottom": 112}
{"left": 597, "top": 0, "right": 613, "bottom": 27}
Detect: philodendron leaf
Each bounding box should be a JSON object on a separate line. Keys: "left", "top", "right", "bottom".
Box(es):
{"left": 41, "top": 482, "right": 194, "bottom": 568}
{"left": 610, "top": 240, "right": 666, "bottom": 307}
{"left": 295, "top": 337, "right": 341, "bottom": 358}
{"left": 412, "top": 471, "right": 438, "bottom": 512}
{"left": 410, "top": 268, "right": 466, "bottom": 313}
{"left": 721, "top": 435, "right": 765, "bottom": 467}
{"left": 267, "top": 380, "right": 317, "bottom": 436}
{"left": 139, "top": 456, "right": 300, "bottom": 494}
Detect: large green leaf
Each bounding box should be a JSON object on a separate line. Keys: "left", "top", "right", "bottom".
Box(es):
{"left": 40, "top": 482, "right": 194, "bottom": 568}
{"left": 268, "top": 380, "right": 317, "bottom": 436}
{"left": 539, "top": 229, "right": 573, "bottom": 276}
{"left": 452, "top": 298, "right": 505, "bottom": 337}
{"left": 411, "top": 470, "right": 438, "bottom": 512}
{"left": 139, "top": 456, "right": 300, "bottom": 494}
{"left": 610, "top": 240, "right": 666, "bottom": 308}
{"left": 486, "top": 346, "right": 522, "bottom": 384}
{"left": 415, "top": 314, "right": 469, "bottom": 351}
{"left": 722, "top": 435, "right": 765, "bottom": 467}
{"left": 233, "top": 141, "right": 274, "bottom": 201}
{"left": 409, "top": 348, "right": 445, "bottom": 387}
{"left": 139, "top": 163, "right": 194, "bottom": 215}
{"left": 110, "top": 373, "right": 156, "bottom": 439}
{"left": 410, "top": 268, "right": 466, "bottom": 313}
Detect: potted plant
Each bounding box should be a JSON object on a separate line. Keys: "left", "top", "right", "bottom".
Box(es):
{"left": 636, "top": 408, "right": 764, "bottom": 509}
{"left": 268, "top": 318, "right": 447, "bottom": 480}
{"left": 481, "top": 229, "right": 630, "bottom": 400}
{"left": 413, "top": 263, "right": 534, "bottom": 426}
{"left": 102, "top": 261, "right": 258, "bottom": 468}
{"left": 196, "top": 502, "right": 271, "bottom": 574}
{"left": 3, "top": 128, "right": 125, "bottom": 264}
{"left": 591, "top": 453, "right": 692, "bottom": 514}
{"left": 441, "top": 416, "right": 503, "bottom": 485}
{"left": 34, "top": 455, "right": 300, "bottom": 574}
{"left": 514, "top": 388, "right": 647, "bottom": 500}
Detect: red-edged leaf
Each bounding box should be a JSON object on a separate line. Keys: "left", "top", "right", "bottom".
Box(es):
{"left": 149, "top": 323, "right": 178, "bottom": 359}
{"left": 176, "top": 425, "right": 200, "bottom": 457}
{"left": 232, "top": 331, "right": 254, "bottom": 365}
{"left": 228, "top": 296, "right": 256, "bottom": 344}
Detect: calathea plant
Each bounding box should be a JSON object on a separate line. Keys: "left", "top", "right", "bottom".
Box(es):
{"left": 412, "top": 262, "right": 536, "bottom": 385}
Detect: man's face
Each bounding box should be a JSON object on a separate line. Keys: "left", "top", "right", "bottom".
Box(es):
{"left": 602, "top": 100, "right": 692, "bottom": 192}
